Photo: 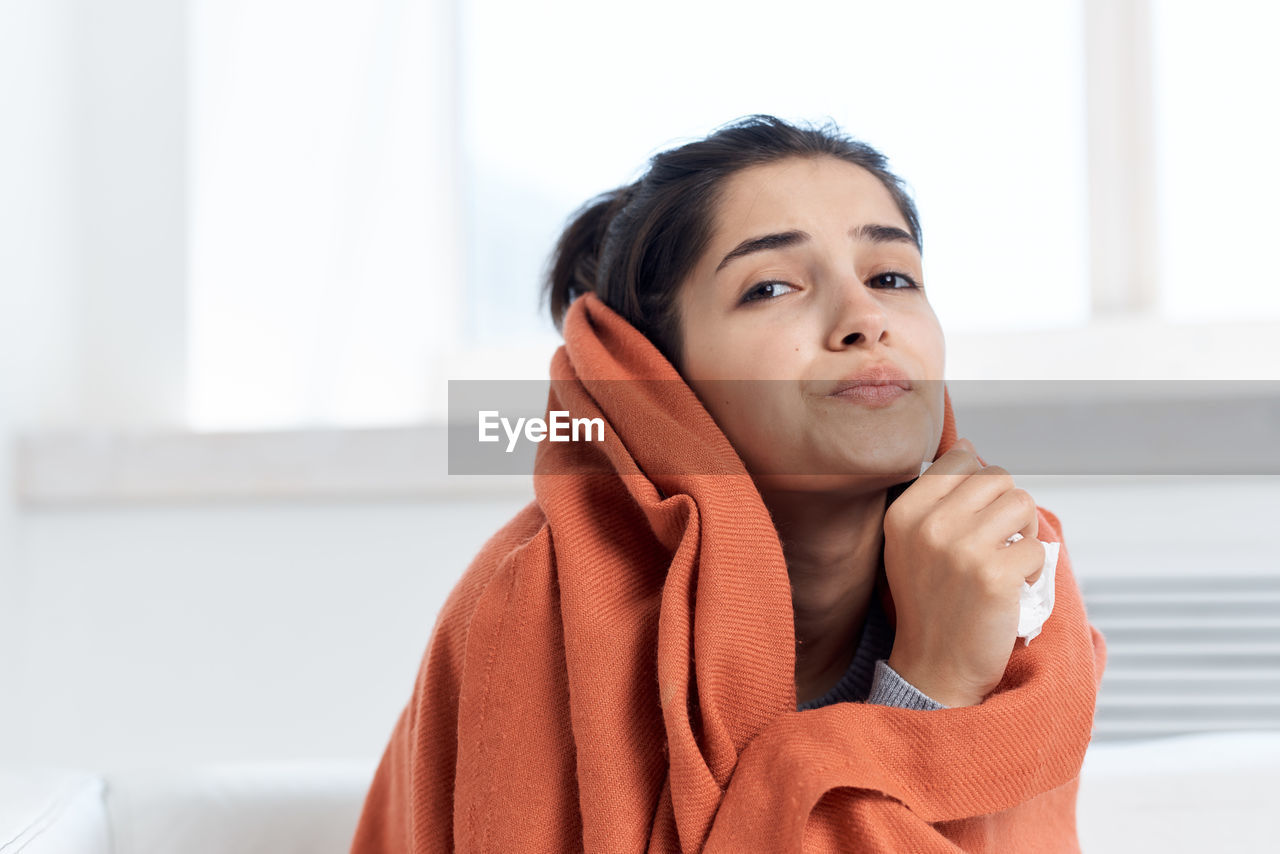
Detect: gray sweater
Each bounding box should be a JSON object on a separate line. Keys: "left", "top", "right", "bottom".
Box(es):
{"left": 796, "top": 591, "right": 947, "bottom": 712}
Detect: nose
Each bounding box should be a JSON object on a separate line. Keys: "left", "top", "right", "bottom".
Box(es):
{"left": 826, "top": 276, "right": 888, "bottom": 350}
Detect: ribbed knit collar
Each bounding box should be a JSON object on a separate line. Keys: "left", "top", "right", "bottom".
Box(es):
{"left": 796, "top": 590, "right": 895, "bottom": 711}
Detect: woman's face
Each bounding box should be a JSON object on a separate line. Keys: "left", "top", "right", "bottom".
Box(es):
{"left": 675, "top": 155, "right": 946, "bottom": 492}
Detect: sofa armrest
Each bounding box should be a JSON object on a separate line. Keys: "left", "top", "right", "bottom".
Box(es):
{"left": 104, "top": 761, "right": 374, "bottom": 854}
{"left": 1079, "top": 730, "right": 1280, "bottom": 852}
{"left": 0, "top": 769, "right": 111, "bottom": 854}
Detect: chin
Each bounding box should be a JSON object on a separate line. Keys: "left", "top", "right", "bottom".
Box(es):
{"left": 816, "top": 438, "right": 930, "bottom": 477}
{"left": 738, "top": 430, "right": 930, "bottom": 491}
{"left": 750, "top": 471, "right": 912, "bottom": 497}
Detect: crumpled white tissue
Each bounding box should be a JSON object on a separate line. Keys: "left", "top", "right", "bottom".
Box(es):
{"left": 1004, "top": 532, "right": 1059, "bottom": 645}
{"left": 918, "top": 459, "right": 1060, "bottom": 645}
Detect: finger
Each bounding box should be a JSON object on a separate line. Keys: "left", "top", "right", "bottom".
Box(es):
{"left": 991, "top": 535, "right": 1047, "bottom": 586}
{"left": 981, "top": 486, "right": 1040, "bottom": 547}
{"left": 911, "top": 441, "right": 985, "bottom": 502}
{"left": 936, "top": 463, "right": 1018, "bottom": 521}
{"left": 954, "top": 437, "right": 988, "bottom": 467}
{"left": 923, "top": 438, "right": 981, "bottom": 472}
{"left": 1016, "top": 536, "right": 1047, "bottom": 585}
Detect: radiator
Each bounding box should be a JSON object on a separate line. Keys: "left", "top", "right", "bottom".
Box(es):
{"left": 1082, "top": 574, "right": 1280, "bottom": 741}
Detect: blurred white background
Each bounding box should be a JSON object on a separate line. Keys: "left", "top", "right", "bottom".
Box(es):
{"left": 2, "top": 0, "right": 1278, "bottom": 851}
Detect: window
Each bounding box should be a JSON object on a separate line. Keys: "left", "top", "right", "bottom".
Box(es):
{"left": 188, "top": 0, "right": 453, "bottom": 429}
{"left": 459, "top": 0, "right": 1090, "bottom": 345}
{"left": 184, "top": 0, "right": 1277, "bottom": 431}
{"left": 1150, "top": 0, "right": 1280, "bottom": 322}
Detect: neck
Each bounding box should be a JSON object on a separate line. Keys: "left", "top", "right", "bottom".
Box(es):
{"left": 761, "top": 484, "right": 888, "bottom": 706}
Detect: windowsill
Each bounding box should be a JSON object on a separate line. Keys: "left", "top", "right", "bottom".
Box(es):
{"left": 13, "top": 424, "right": 534, "bottom": 507}
{"left": 14, "top": 390, "right": 1279, "bottom": 506}
{"left": 943, "top": 313, "right": 1280, "bottom": 385}
{"left": 12, "top": 317, "right": 1280, "bottom": 506}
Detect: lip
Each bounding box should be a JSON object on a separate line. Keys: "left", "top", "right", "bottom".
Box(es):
{"left": 826, "top": 363, "right": 913, "bottom": 397}
{"left": 831, "top": 384, "right": 908, "bottom": 407}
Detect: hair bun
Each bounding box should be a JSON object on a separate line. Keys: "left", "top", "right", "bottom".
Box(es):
{"left": 543, "top": 182, "right": 637, "bottom": 332}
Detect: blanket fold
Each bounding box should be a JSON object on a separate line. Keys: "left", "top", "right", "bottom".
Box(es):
{"left": 351, "top": 292, "right": 1107, "bottom": 853}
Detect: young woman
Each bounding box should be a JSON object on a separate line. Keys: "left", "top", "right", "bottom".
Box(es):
{"left": 352, "top": 114, "right": 1107, "bottom": 853}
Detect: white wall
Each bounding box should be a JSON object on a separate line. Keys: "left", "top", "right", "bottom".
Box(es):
{"left": 2, "top": 0, "right": 190, "bottom": 759}
{"left": 9, "top": 493, "right": 533, "bottom": 770}
{"left": 4, "top": 474, "right": 1276, "bottom": 772}
{"left": 71, "top": 0, "right": 189, "bottom": 429}
{"left": 1, "top": 0, "right": 81, "bottom": 765}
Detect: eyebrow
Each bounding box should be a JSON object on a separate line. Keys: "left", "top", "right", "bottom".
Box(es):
{"left": 714, "top": 224, "right": 918, "bottom": 274}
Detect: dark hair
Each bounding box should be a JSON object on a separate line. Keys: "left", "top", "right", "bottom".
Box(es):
{"left": 542, "top": 114, "right": 922, "bottom": 371}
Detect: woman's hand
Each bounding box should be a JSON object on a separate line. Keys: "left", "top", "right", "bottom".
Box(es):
{"left": 882, "top": 437, "right": 1046, "bottom": 708}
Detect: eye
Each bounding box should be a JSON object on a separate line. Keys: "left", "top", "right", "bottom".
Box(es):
{"left": 868, "top": 271, "right": 921, "bottom": 290}
{"left": 741, "top": 280, "right": 799, "bottom": 304}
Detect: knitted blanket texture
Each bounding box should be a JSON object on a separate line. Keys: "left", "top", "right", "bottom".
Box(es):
{"left": 350, "top": 292, "right": 1108, "bottom": 853}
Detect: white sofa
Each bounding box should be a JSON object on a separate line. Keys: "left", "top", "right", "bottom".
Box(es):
{"left": 0, "top": 762, "right": 373, "bottom": 854}
{"left": 1077, "top": 730, "right": 1280, "bottom": 851}
{"left": 5, "top": 732, "right": 1279, "bottom": 853}
{"left": 0, "top": 769, "right": 111, "bottom": 853}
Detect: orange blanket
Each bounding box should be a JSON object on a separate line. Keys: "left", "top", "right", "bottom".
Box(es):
{"left": 351, "top": 292, "right": 1108, "bottom": 853}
